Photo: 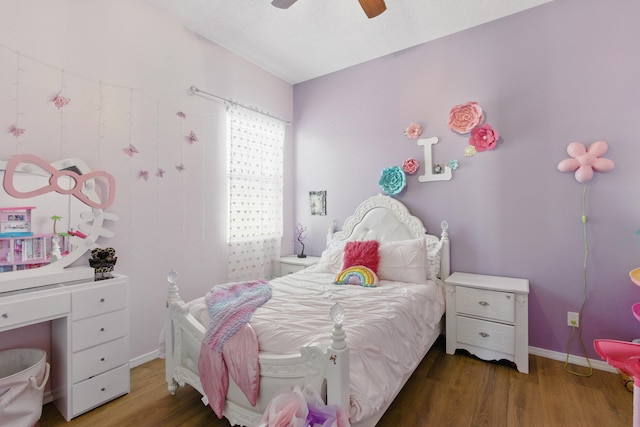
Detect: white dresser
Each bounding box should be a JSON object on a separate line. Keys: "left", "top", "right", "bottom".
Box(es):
{"left": 445, "top": 272, "right": 529, "bottom": 374}
{"left": 0, "top": 274, "right": 130, "bottom": 420}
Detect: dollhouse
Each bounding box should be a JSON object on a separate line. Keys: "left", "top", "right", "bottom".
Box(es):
{"left": 0, "top": 206, "right": 68, "bottom": 272}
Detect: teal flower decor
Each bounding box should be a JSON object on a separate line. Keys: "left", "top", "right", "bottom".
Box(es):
{"left": 379, "top": 166, "right": 406, "bottom": 196}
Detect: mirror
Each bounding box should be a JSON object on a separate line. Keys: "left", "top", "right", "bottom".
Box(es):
{"left": 0, "top": 154, "right": 118, "bottom": 293}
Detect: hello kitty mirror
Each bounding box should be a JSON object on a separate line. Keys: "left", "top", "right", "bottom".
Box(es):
{"left": 0, "top": 154, "right": 118, "bottom": 293}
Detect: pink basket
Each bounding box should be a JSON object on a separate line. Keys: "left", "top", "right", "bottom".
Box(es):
{"left": 0, "top": 349, "right": 50, "bottom": 427}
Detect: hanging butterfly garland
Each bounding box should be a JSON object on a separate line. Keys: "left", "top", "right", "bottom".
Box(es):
{"left": 123, "top": 144, "right": 139, "bottom": 157}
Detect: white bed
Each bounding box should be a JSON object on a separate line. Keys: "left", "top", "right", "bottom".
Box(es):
{"left": 164, "top": 194, "right": 450, "bottom": 426}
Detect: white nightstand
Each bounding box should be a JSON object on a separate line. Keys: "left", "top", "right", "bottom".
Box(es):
{"left": 279, "top": 255, "right": 320, "bottom": 277}
{"left": 445, "top": 272, "right": 529, "bottom": 374}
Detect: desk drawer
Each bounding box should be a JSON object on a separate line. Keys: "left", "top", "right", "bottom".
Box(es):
{"left": 72, "top": 310, "right": 128, "bottom": 352}
{"left": 0, "top": 292, "right": 69, "bottom": 330}
{"left": 72, "top": 279, "right": 127, "bottom": 321}
{"left": 456, "top": 286, "right": 515, "bottom": 323}
{"left": 456, "top": 315, "right": 515, "bottom": 355}
{"left": 72, "top": 364, "right": 130, "bottom": 416}
{"left": 72, "top": 336, "right": 129, "bottom": 383}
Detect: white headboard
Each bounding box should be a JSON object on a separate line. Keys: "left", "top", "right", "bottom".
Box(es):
{"left": 327, "top": 194, "right": 450, "bottom": 280}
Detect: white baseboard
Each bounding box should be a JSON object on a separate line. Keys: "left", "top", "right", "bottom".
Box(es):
{"left": 130, "top": 349, "right": 160, "bottom": 368}
{"left": 528, "top": 346, "right": 617, "bottom": 374}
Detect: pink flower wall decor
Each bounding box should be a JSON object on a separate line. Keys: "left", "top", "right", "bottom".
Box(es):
{"left": 52, "top": 93, "right": 71, "bottom": 110}
{"left": 185, "top": 130, "right": 198, "bottom": 144}
{"left": 402, "top": 158, "right": 419, "bottom": 174}
{"left": 156, "top": 168, "right": 165, "bottom": 178}
{"left": 175, "top": 163, "right": 185, "bottom": 172}
{"left": 403, "top": 123, "right": 423, "bottom": 140}
{"left": 557, "top": 141, "right": 615, "bottom": 183}
{"left": 448, "top": 102, "right": 484, "bottom": 134}
{"left": 469, "top": 124, "right": 499, "bottom": 152}
{"left": 176, "top": 111, "right": 186, "bottom": 119}
{"left": 10, "top": 125, "right": 25, "bottom": 137}
{"left": 139, "top": 170, "right": 149, "bottom": 181}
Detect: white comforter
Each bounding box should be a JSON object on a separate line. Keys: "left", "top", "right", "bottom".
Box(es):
{"left": 189, "top": 270, "right": 445, "bottom": 422}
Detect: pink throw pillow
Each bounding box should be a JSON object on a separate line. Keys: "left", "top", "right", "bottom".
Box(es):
{"left": 342, "top": 240, "right": 380, "bottom": 273}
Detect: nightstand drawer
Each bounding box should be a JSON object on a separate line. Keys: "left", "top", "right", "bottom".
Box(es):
{"left": 278, "top": 256, "right": 320, "bottom": 278}
{"left": 72, "top": 310, "right": 128, "bottom": 351}
{"left": 456, "top": 315, "right": 515, "bottom": 355}
{"left": 456, "top": 286, "right": 515, "bottom": 323}
{"left": 280, "top": 263, "right": 305, "bottom": 276}
{"left": 72, "top": 337, "right": 129, "bottom": 383}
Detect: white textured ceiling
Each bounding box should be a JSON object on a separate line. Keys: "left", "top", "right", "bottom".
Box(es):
{"left": 143, "top": 0, "right": 552, "bottom": 84}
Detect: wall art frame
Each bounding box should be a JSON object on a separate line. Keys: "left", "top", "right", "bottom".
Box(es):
{"left": 309, "top": 191, "right": 327, "bottom": 216}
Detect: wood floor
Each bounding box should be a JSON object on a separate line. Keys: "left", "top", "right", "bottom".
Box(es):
{"left": 39, "top": 337, "right": 632, "bottom": 426}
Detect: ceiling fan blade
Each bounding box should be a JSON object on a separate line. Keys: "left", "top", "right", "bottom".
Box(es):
{"left": 271, "top": 0, "right": 299, "bottom": 9}
{"left": 358, "top": 0, "right": 386, "bottom": 18}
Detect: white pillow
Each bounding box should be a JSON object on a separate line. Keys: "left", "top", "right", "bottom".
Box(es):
{"left": 305, "top": 243, "right": 345, "bottom": 274}
{"left": 377, "top": 238, "right": 427, "bottom": 283}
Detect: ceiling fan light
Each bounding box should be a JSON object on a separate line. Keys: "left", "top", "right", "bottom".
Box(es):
{"left": 271, "top": 0, "right": 298, "bottom": 9}
{"left": 358, "top": 0, "right": 387, "bottom": 18}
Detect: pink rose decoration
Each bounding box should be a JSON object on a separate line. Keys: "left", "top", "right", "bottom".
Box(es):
{"left": 402, "top": 158, "right": 419, "bottom": 174}
{"left": 557, "top": 141, "right": 615, "bottom": 183}
{"left": 448, "top": 102, "right": 484, "bottom": 134}
{"left": 404, "top": 123, "right": 423, "bottom": 140}
{"left": 469, "top": 124, "right": 499, "bottom": 152}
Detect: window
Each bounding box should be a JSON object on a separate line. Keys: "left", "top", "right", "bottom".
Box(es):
{"left": 226, "top": 105, "right": 285, "bottom": 281}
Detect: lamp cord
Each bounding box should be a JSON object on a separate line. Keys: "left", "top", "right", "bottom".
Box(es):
{"left": 564, "top": 184, "right": 593, "bottom": 377}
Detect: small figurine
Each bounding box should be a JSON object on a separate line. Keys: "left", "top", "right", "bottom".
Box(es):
{"left": 89, "top": 247, "right": 117, "bottom": 280}
{"left": 50, "top": 235, "right": 62, "bottom": 261}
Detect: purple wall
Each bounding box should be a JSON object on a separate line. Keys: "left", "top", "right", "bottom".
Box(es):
{"left": 292, "top": 0, "right": 640, "bottom": 358}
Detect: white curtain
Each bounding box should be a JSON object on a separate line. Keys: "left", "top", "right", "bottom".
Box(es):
{"left": 226, "top": 105, "right": 284, "bottom": 281}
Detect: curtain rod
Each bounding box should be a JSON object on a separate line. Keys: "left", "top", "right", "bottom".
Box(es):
{"left": 188, "top": 85, "right": 292, "bottom": 125}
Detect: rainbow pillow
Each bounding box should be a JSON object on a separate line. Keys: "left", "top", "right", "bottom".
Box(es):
{"left": 333, "top": 265, "right": 379, "bottom": 288}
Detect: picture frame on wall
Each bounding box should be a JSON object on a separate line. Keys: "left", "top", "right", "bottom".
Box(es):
{"left": 309, "top": 191, "right": 326, "bottom": 216}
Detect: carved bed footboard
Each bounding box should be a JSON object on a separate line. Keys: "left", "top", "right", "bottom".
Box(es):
{"left": 165, "top": 270, "right": 350, "bottom": 427}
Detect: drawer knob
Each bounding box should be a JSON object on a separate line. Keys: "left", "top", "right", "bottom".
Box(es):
{"left": 100, "top": 357, "right": 105, "bottom": 362}
{"left": 479, "top": 332, "right": 490, "bottom": 338}
{"left": 101, "top": 387, "right": 106, "bottom": 392}
{"left": 100, "top": 327, "right": 105, "bottom": 332}
{"left": 99, "top": 298, "right": 105, "bottom": 303}
{"left": 478, "top": 301, "right": 490, "bottom": 307}
{"left": 1, "top": 313, "right": 7, "bottom": 319}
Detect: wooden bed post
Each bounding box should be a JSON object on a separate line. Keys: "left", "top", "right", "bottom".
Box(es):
{"left": 165, "top": 269, "right": 180, "bottom": 395}
{"left": 326, "top": 303, "right": 350, "bottom": 411}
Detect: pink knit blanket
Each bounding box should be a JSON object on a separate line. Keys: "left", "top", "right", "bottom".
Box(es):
{"left": 199, "top": 279, "right": 272, "bottom": 418}
{"left": 202, "top": 279, "right": 272, "bottom": 352}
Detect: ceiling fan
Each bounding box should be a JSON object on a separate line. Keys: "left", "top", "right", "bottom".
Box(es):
{"left": 271, "top": 0, "right": 386, "bottom": 19}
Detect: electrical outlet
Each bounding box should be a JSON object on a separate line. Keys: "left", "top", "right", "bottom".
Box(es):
{"left": 567, "top": 311, "right": 580, "bottom": 327}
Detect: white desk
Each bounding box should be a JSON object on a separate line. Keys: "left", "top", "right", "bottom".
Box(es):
{"left": 0, "top": 274, "right": 130, "bottom": 420}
